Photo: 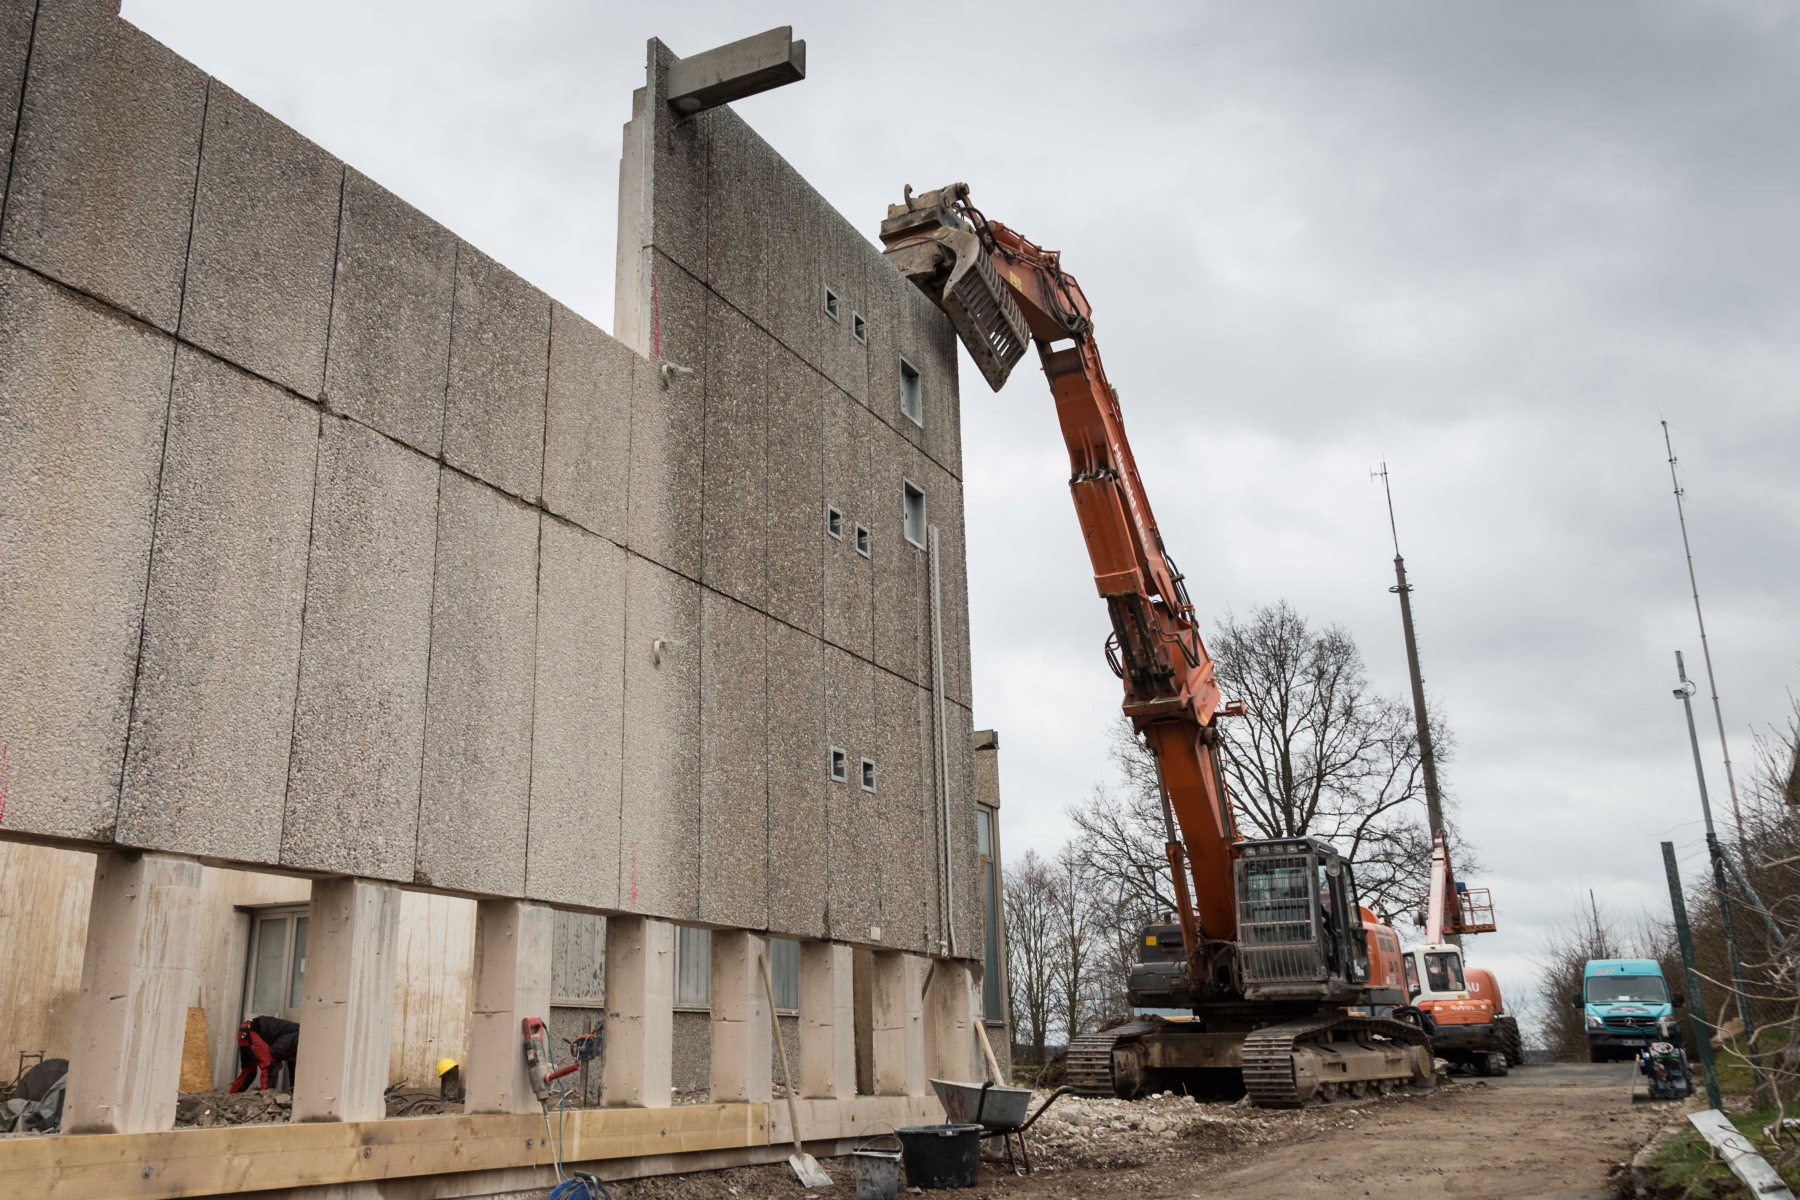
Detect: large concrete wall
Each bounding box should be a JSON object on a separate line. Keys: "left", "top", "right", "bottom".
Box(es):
{"left": 0, "top": 3, "right": 981, "bottom": 959}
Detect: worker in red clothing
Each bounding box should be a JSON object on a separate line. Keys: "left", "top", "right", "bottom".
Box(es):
{"left": 229, "top": 1016, "right": 300, "bottom": 1093}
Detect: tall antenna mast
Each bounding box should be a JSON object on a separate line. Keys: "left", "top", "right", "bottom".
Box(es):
{"left": 1661, "top": 421, "right": 1744, "bottom": 840}
{"left": 1372, "top": 464, "right": 1447, "bottom": 846}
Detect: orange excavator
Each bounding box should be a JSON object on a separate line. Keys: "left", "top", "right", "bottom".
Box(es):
{"left": 880, "top": 184, "right": 1434, "bottom": 1105}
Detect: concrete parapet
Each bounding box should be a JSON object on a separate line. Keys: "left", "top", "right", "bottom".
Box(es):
{"left": 444, "top": 245, "right": 551, "bottom": 503}
{"left": 1, "top": 0, "right": 205, "bottom": 332}
{"left": 0, "top": 263, "right": 173, "bottom": 842}
{"left": 322, "top": 169, "right": 457, "bottom": 456}
{"left": 180, "top": 81, "right": 342, "bottom": 398}
{"left": 118, "top": 349, "right": 318, "bottom": 864}
{"left": 62, "top": 851, "right": 204, "bottom": 1135}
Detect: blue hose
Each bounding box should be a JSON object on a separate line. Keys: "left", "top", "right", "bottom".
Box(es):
{"left": 549, "top": 1173, "right": 609, "bottom": 1200}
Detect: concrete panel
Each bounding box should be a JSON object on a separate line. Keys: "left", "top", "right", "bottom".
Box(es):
{"left": 946, "top": 700, "right": 982, "bottom": 956}
{"left": 118, "top": 349, "right": 319, "bottom": 863}
{"left": 619, "top": 553, "right": 701, "bottom": 921}
{"left": 528, "top": 518, "right": 626, "bottom": 910}
{"left": 820, "top": 387, "right": 873, "bottom": 660}
{"left": 704, "top": 106, "right": 772, "bottom": 327}
{"left": 931, "top": 463, "right": 974, "bottom": 709}
{"left": 764, "top": 345, "right": 822, "bottom": 637}
{"left": 911, "top": 282, "right": 964, "bottom": 480}
{"left": 701, "top": 294, "right": 768, "bottom": 608}
{"left": 181, "top": 82, "right": 341, "bottom": 398}
{"left": 282, "top": 415, "right": 437, "bottom": 880}
{"left": 0, "top": 264, "right": 173, "bottom": 842}
{"left": 321, "top": 169, "right": 456, "bottom": 456}
{"left": 766, "top": 623, "right": 826, "bottom": 940}
{"left": 627, "top": 256, "right": 704, "bottom": 577}
{"left": 824, "top": 645, "right": 880, "bottom": 946}
{"left": 543, "top": 303, "right": 635, "bottom": 544}
{"left": 862, "top": 249, "right": 921, "bottom": 455}
{"left": 444, "top": 245, "right": 551, "bottom": 503}
{"left": 0, "top": 0, "right": 30, "bottom": 194}
{"left": 818, "top": 207, "right": 870, "bottom": 406}
{"left": 699, "top": 590, "right": 768, "bottom": 930}
{"left": 1, "top": 2, "right": 205, "bottom": 332}
{"left": 416, "top": 472, "right": 538, "bottom": 896}
{"left": 872, "top": 671, "right": 931, "bottom": 955}
{"left": 645, "top": 40, "right": 708, "bottom": 282}
{"left": 870, "top": 428, "right": 932, "bottom": 688}
{"left": 763, "top": 155, "right": 820, "bottom": 365}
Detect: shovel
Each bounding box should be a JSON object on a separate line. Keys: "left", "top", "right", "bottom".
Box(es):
{"left": 762, "top": 950, "right": 833, "bottom": 1188}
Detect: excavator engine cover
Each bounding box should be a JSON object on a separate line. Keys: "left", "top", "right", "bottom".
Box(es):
{"left": 879, "top": 185, "right": 1030, "bottom": 391}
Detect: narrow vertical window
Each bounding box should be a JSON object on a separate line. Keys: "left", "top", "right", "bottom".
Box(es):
{"left": 830, "top": 747, "right": 848, "bottom": 782}
{"left": 826, "top": 504, "right": 843, "bottom": 539}
{"left": 861, "top": 758, "right": 877, "bottom": 793}
{"left": 823, "top": 286, "right": 841, "bottom": 322}
{"left": 903, "top": 481, "right": 926, "bottom": 549}
{"left": 899, "top": 357, "right": 922, "bottom": 425}
{"left": 852, "top": 312, "right": 868, "bottom": 345}
{"left": 855, "top": 523, "right": 871, "bottom": 557}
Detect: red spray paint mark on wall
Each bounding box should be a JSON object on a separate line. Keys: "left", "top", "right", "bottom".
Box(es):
{"left": 0, "top": 744, "right": 9, "bottom": 824}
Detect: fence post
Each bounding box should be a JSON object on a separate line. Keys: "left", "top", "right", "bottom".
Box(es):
{"left": 1662, "top": 841, "right": 1722, "bottom": 1110}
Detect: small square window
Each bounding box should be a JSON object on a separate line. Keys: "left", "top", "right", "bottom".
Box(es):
{"left": 861, "top": 758, "right": 876, "bottom": 793}
{"left": 826, "top": 505, "right": 843, "bottom": 540}
{"left": 854, "top": 523, "right": 871, "bottom": 558}
{"left": 852, "top": 313, "right": 867, "bottom": 345}
{"left": 823, "top": 286, "right": 841, "bottom": 322}
{"left": 830, "top": 748, "right": 848, "bottom": 782}
{"left": 903, "top": 481, "right": 926, "bottom": 549}
{"left": 899, "top": 357, "right": 922, "bottom": 425}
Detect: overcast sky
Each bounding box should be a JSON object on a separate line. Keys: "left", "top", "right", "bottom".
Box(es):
{"left": 123, "top": 0, "right": 1800, "bottom": 1026}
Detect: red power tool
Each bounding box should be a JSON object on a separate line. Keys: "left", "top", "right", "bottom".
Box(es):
{"left": 522, "top": 1017, "right": 580, "bottom": 1102}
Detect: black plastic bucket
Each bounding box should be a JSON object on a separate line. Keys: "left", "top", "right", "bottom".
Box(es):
{"left": 896, "top": 1123, "right": 982, "bottom": 1189}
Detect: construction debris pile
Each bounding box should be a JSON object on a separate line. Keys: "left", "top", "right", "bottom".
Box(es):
{"left": 1020, "top": 1090, "right": 1413, "bottom": 1169}
{"left": 175, "top": 1090, "right": 292, "bottom": 1128}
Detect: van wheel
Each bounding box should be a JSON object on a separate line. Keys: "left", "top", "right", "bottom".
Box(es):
{"left": 1589, "top": 1047, "right": 1609, "bottom": 1064}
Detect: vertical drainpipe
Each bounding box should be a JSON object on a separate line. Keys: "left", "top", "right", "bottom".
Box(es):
{"left": 929, "top": 525, "right": 957, "bottom": 958}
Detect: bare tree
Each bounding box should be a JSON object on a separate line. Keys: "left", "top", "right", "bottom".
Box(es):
{"left": 1050, "top": 844, "right": 1103, "bottom": 1041}
{"left": 1209, "top": 600, "right": 1454, "bottom": 914}
{"left": 1004, "top": 850, "right": 1059, "bottom": 1065}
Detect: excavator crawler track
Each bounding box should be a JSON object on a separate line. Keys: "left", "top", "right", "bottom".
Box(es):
{"left": 1241, "top": 1015, "right": 1433, "bottom": 1108}
{"left": 1064, "top": 1023, "right": 1159, "bottom": 1097}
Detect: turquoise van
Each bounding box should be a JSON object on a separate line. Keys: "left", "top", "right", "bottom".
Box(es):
{"left": 1573, "top": 958, "right": 1683, "bottom": 1062}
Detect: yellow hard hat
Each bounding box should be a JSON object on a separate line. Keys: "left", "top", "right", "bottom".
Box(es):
{"left": 436, "top": 1058, "right": 459, "bottom": 1076}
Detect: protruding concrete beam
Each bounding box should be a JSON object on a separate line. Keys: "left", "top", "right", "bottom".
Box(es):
{"left": 666, "top": 27, "right": 805, "bottom": 115}
{"left": 924, "top": 959, "right": 981, "bottom": 1084}
{"left": 870, "top": 952, "right": 926, "bottom": 1096}
{"left": 799, "top": 941, "right": 855, "bottom": 1099}
{"left": 465, "top": 900, "right": 554, "bottom": 1114}
{"left": 63, "top": 852, "right": 204, "bottom": 1135}
{"left": 710, "top": 931, "right": 771, "bottom": 1104}
{"left": 293, "top": 878, "right": 403, "bottom": 1122}
{"left": 602, "top": 916, "right": 674, "bottom": 1108}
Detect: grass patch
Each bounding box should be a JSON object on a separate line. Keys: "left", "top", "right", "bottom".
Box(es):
{"left": 1708, "top": 1028, "right": 1792, "bottom": 1098}
{"left": 1644, "top": 1107, "right": 1800, "bottom": 1200}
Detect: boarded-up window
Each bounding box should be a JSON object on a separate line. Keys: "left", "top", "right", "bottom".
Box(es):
{"left": 675, "top": 926, "right": 711, "bottom": 1009}
{"left": 770, "top": 938, "right": 800, "bottom": 1014}
{"left": 551, "top": 911, "right": 605, "bottom": 1006}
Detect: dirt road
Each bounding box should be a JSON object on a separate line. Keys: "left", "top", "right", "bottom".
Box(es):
{"left": 613, "top": 1064, "right": 1674, "bottom": 1200}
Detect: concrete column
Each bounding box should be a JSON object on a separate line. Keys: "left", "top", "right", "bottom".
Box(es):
{"left": 292, "top": 878, "right": 403, "bottom": 1123}
{"left": 870, "top": 951, "right": 926, "bottom": 1096}
{"left": 709, "top": 930, "right": 771, "bottom": 1104}
{"left": 799, "top": 941, "right": 855, "bottom": 1099}
{"left": 465, "top": 900, "right": 554, "bottom": 1114}
{"left": 602, "top": 915, "right": 674, "bottom": 1108}
{"left": 63, "top": 852, "right": 203, "bottom": 1134}
{"left": 924, "top": 959, "right": 979, "bottom": 1084}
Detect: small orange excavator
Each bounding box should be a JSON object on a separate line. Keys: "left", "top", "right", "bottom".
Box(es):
{"left": 1402, "top": 834, "right": 1519, "bottom": 1073}
{"left": 881, "top": 184, "right": 1433, "bottom": 1105}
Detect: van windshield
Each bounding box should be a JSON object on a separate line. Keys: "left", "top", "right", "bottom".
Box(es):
{"left": 1586, "top": 975, "right": 1668, "bottom": 1004}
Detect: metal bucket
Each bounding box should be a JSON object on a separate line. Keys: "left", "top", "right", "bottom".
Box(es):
{"left": 853, "top": 1128, "right": 904, "bottom": 1200}
{"left": 896, "top": 1123, "right": 982, "bottom": 1190}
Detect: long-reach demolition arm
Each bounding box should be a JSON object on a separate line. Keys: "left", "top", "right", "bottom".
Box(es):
{"left": 880, "top": 184, "right": 1241, "bottom": 996}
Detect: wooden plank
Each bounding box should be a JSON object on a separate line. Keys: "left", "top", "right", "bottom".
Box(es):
{"left": 0, "top": 1102, "right": 767, "bottom": 1199}
{"left": 769, "top": 1093, "right": 944, "bottom": 1143}
{"left": 177, "top": 1008, "right": 211, "bottom": 1093}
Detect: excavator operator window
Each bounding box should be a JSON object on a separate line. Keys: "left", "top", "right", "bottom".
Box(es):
{"left": 1424, "top": 951, "right": 1465, "bottom": 993}
{"left": 1404, "top": 954, "right": 1420, "bottom": 997}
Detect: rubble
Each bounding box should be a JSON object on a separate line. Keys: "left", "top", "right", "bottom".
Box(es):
{"left": 174, "top": 1090, "right": 292, "bottom": 1128}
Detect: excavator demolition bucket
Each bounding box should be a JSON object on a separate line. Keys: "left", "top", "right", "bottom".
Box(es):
{"left": 879, "top": 185, "right": 1031, "bottom": 391}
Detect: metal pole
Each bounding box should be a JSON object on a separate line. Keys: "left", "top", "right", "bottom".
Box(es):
{"left": 1675, "top": 650, "right": 1766, "bottom": 1098}
{"left": 1663, "top": 422, "right": 1746, "bottom": 840}
{"left": 1662, "top": 840, "right": 1722, "bottom": 1110}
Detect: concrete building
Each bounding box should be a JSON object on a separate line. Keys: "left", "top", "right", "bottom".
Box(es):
{"left": 0, "top": 4, "right": 1009, "bottom": 1194}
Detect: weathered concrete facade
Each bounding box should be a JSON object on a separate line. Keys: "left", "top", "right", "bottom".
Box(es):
{"left": 0, "top": 2, "right": 979, "bottom": 960}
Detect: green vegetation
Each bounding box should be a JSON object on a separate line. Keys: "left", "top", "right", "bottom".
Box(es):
{"left": 1643, "top": 1107, "right": 1798, "bottom": 1200}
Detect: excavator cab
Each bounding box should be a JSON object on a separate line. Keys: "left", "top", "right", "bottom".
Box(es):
{"left": 1235, "top": 838, "right": 1379, "bottom": 1003}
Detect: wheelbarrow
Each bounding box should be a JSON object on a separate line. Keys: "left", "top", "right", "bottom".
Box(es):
{"left": 928, "top": 1079, "right": 1074, "bottom": 1176}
